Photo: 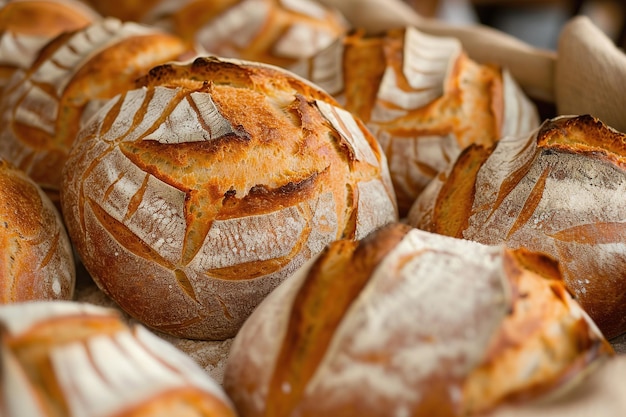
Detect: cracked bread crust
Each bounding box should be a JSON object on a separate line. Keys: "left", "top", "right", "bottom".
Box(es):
{"left": 61, "top": 56, "right": 397, "bottom": 340}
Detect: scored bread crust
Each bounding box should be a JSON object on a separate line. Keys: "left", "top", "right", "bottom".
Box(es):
{"left": 290, "top": 26, "right": 539, "bottom": 215}
{"left": 408, "top": 114, "right": 626, "bottom": 339}
{"left": 223, "top": 223, "right": 611, "bottom": 417}
{"left": 0, "top": 0, "right": 99, "bottom": 88}
{"left": 0, "top": 17, "right": 193, "bottom": 203}
{"left": 61, "top": 56, "right": 398, "bottom": 340}
{"left": 0, "top": 301, "right": 237, "bottom": 417}
{"left": 0, "top": 159, "right": 74, "bottom": 302}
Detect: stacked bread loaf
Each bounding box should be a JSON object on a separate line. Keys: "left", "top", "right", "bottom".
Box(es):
{"left": 291, "top": 26, "right": 539, "bottom": 214}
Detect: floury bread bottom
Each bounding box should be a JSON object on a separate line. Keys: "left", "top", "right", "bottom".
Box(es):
{"left": 223, "top": 223, "right": 611, "bottom": 417}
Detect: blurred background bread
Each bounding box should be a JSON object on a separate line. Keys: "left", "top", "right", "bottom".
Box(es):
{"left": 0, "top": 0, "right": 100, "bottom": 91}
{"left": 61, "top": 56, "right": 397, "bottom": 340}
{"left": 82, "top": 0, "right": 350, "bottom": 68}
{"left": 0, "top": 17, "right": 195, "bottom": 204}
{"left": 224, "top": 223, "right": 611, "bottom": 417}
{"left": 0, "top": 158, "right": 74, "bottom": 303}
{"left": 0, "top": 301, "right": 237, "bottom": 416}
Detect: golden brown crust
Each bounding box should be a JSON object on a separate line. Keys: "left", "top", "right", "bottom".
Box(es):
{"left": 139, "top": 0, "right": 348, "bottom": 68}
{"left": 430, "top": 144, "right": 492, "bottom": 238}
{"left": 0, "top": 18, "right": 193, "bottom": 203}
{"left": 0, "top": 0, "right": 96, "bottom": 36}
{"left": 462, "top": 248, "right": 613, "bottom": 415}
{"left": 408, "top": 114, "right": 626, "bottom": 339}
{"left": 82, "top": 0, "right": 162, "bottom": 22}
{"left": 61, "top": 56, "right": 397, "bottom": 340}
{"left": 0, "top": 159, "right": 74, "bottom": 302}
{"left": 265, "top": 223, "right": 410, "bottom": 416}
{"left": 537, "top": 114, "right": 626, "bottom": 168}
{"left": 0, "top": 301, "right": 237, "bottom": 417}
{"left": 291, "top": 26, "right": 538, "bottom": 216}
{"left": 0, "top": 0, "right": 99, "bottom": 87}
{"left": 224, "top": 224, "right": 609, "bottom": 416}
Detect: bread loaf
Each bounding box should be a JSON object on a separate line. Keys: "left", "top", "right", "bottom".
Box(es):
{"left": 0, "top": 17, "right": 194, "bottom": 203}
{"left": 290, "top": 26, "right": 539, "bottom": 215}
{"left": 0, "top": 158, "right": 74, "bottom": 302}
{"left": 0, "top": 301, "right": 237, "bottom": 416}
{"left": 223, "top": 223, "right": 611, "bottom": 417}
{"left": 0, "top": 0, "right": 99, "bottom": 91}
{"left": 408, "top": 114, "right": 626, "bottom": 339}
{"left": 61, "top": 55, "right": 398, "bottom": 340}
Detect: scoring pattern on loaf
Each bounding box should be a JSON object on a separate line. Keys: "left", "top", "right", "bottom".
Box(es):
{"left": 224, "top": 223, "right": 611, "bottom": 417}
{"left": 408, "top": 114, "right": 626, "bottom": 339}
{"left": 0, "top": 301, "right": 237, "bottom": 417}
{"left": 291, "top": 26, "right": 539, "bottom": 215}
{"left": 0, "top": 17, "right": 192, "bottom": 202}
{"left": 0, "top": 0, "right": 99, "bottom": 90}
{"left": 62, "top": 56, "right": 397, "bottom": 340}
{"left": 141, "top": 0, "right": 348, "bottom": 67}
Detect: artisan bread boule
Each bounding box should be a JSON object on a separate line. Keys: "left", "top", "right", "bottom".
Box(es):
{"left": 61, "top": 55, "right": 398, "bottom": 340}
{"left": 0, "top": 158, "right": 74, "bottom": 302}
{"left": 408, "top": 114, "right": 626, "bottom": 339}
{"left": 223, "top": 223, "right": 610, "bottom": 417}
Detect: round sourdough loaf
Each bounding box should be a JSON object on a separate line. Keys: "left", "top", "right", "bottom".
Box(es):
{"left": 0, "top": 0, "right": 99, "bottom": 91}
{"left": 0, "top": 158, "right": 74, "bottom": 302}
{"left": 0, "top": 17, "right": 194, "bottom": 204}
{"left": 140, "top": 0, "right": 349, "bottom": 67}
{"left": 0, "top": 301, "right": 237, "bottom": 417}
{"left": 290, "top": 26, "right": 539, "bottom": 215}
{"left": 223, "top": 223, "right": 611, "bottom": 417}
{"left": 408, "top": 115, "right": 626, "bottom": 339}
{"left": 61, "top": 56, "right": 398, "bottom": 340}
